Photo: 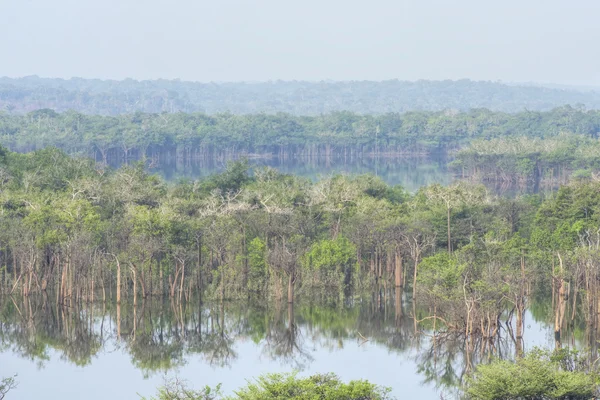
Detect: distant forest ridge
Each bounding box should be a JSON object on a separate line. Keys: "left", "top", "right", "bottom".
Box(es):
{"left": 2, "top": 76, "right": 600, "bottom": 115}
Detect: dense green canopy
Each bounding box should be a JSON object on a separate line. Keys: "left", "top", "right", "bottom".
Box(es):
{"left": 1, "top": 107, "right": 600, "bottom": 158}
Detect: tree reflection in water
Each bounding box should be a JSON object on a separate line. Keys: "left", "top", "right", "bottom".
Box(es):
{"left": 0, "top": 290, "right": 585, "bottom": 395}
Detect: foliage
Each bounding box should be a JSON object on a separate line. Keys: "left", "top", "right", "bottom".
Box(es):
{"left": 229, "top": 373, "right": 392, "bottom": 400}
{"left": 464, "top": 348, "right": 598, "bottom": 400}
{"left": 418, "top": 252, "right": 464, "bottom": 301}
{"left": 2, "top": 144, "right": 600, "bottom": 337}
{"left": 145, "top": 373, "right": 393, "bottom": 400}
{"left": 302, "top": 236, "right": 357, "bottom": 290}
{"left": 3, "top": 106, "right": 600, "bottom": 159}
{"left": 247, "top": 237, "right": 268, "bottom": 292}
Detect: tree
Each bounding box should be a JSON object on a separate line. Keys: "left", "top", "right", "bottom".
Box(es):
{"left": 422, "top": 182, "right": 488, "bottom": 253}
{"left": 145, "top": 373, "right": 393, "bottom": 400}
{"left": 247, "top": 237, "right": 268, "bottom": 293}
{"left": 302, "top": 235, "right": 357, "bottom": 292}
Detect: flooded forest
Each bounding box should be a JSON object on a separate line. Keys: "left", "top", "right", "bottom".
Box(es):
{"left": 3, "top": 81, "right": 600, "bottom": 399}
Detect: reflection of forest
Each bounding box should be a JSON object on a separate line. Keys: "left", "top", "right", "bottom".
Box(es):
{"left": 119, "top": 154, "right": 554, "bottom": 197}
{"left": 117, "top": 154, "right": 451, "bottom": 192}
{"left": 0, "top": 290, "right": 589, "bottom": 393}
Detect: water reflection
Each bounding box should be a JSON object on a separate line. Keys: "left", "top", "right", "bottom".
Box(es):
{"left": 110, "top": 154, "right": 560, "bottom": 197}
{"left": 0, "top": 293, "right": 583, "bottom": 399}
{"left": 108, "top": 155, "right": 452, "bottom": 192}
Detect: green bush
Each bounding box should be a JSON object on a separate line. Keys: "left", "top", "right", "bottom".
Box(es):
{"left": 230, "top": 373, "right": 391, "bottom": 400}
{"left": 464, "top": 349, "right": 597, "bottom": 400}
{"left": 145, "top": 373, "right": 393, "bottom": 400}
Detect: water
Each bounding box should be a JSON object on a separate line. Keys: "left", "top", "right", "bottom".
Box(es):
{"left": 123, "top": 155, "right": 452, "bottom": 192}
{"left": 0, "top": 296, "right": 571, "bottom": 400}
{"left": 116, "top": 155, "right": 550, "bottom": 196}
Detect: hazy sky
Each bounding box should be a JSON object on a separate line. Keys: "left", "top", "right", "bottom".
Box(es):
{"left": 1, "top": 0, "right": 599, "bottom": 85}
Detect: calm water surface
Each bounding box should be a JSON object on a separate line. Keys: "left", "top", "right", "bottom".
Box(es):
{"left": 133, "top": 155, "right": 452, "bottom": 192}
{"left": 116, "top": 155, "right": 549, "bottom": 196}
{"left": 0, "top": 295, "right": 573, "bottom": 400}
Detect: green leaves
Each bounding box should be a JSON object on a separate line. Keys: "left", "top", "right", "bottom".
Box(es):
{"left": 230, "top": 372, "right": 393, "bottom": 400}
{"left": 465, "top": 348, "right": 597, "bottom": 400}
{"left": 302, "top": 236, "right": 357, "bottom": 291}
{"left": 145, "top": 373, "right": 392, "bottom": 400}
{"left": 418, "top": 252, "right": 464, "bottom": 299}
{"left": 22, "top": 198, "right": 101, "bottom": 248}
{"left": 303, "top": 236, "right": 356, "bottom": 272}
{"left": 247, "top": 237, "right": 268, "bottom": 292}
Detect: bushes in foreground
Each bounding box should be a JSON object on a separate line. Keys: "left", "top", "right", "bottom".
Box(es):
{"left": 465, "top": 349, "right": 598, "bottom": 400}
{"left": 144, "top": 373, "right": 393, "bottom": 400}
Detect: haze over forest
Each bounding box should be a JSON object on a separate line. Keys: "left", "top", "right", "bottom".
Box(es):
{"left": 3, "top": 77, "right": 600, "bottom": 115}
{"left": 5, "top": 1, "right": 600, "bottom": 400}
{"left": 3, "top": 1, "right": 600, "bottom": 117}
{"left": 2, "top": 0, "right": 600, "bottom": 85}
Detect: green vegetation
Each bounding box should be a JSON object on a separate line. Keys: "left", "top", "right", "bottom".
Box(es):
{"left": 453, "top": 134, "right": 600, "bottom": 184}
{"left": 465, "top": 349, "right": 598, "bottom": 400}
{"left": 7, "top": 79, "right": 600, "bottom": 400}
{"left": 145, "top": 350, "right": 600, "bottom": 400}
{"left": 2, "top": 107, "right": 600, "bottom": 161}
{"left": 0, "top": 145, "right": 599, "bottom": 337}
{"left": 144, "top": 373, "right": 392, "bottom": 400}
{"left": 5, "top": 142, "right": 600, "bottom": 398}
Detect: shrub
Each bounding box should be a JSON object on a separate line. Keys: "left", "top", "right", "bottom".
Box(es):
{"left": 230, "top": 373, "right": 392, "bottom": 400}
{"left": 464, "top": 348, "right": 597, "bottom": 400}
{"left": 145, "top": 373, "right": 393, "bottom": 400}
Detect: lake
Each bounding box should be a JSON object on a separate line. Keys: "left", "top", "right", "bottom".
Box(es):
{"left": 0, "top": 294, "right": 577, "bottom": 400}
{"left": 111, "top": 154, "right": 551, "bottom": 196}
{"left": 111, "top": 155, "right": 453, "bottom": 193}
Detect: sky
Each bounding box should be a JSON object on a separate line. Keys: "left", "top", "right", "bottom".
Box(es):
{"left": 1, "top": 0, "right": 599, "bottom": 85}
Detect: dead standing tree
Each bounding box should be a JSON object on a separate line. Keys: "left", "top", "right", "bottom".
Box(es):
{"left": 400, "top": 230, "right": 436, "bottom": 301}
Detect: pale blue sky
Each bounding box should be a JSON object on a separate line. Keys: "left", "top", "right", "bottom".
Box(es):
{"left": 1, "top": 0, "right": 599, "bottom": 85}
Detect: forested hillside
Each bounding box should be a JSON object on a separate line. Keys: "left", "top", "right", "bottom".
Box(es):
{"left": 2, "top": 107, "right": 600, "bottom": 160}
{"left": 2, "top": 76, "right": 600, "bottom": 115}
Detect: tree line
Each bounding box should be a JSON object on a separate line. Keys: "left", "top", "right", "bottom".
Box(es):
{"left": 2, "top": 106, "right": 600, "bottom": 161}
{"left": 3, "top": 76, "right": 600, "bottom": 115}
